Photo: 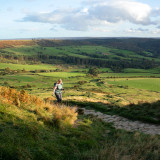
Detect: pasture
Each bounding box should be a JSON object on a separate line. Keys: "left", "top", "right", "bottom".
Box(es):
{"left": 100, "top": 72, "right": 160, "bottom": 78}
{"left": 38, "top": 72, "right": 86, "bottom": 78}
{"left": 0, "top": 63, "right": 56, "bottom": 71}
{"left": 108, "top": 78, "right": 160, "bottom": 92}
{"left": 0, "top": 62, "right": 160, "bottom": 106}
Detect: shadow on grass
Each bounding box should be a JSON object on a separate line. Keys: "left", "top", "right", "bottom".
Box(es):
{"left": 63, "top": 100, "right": 160, "bottom": 124}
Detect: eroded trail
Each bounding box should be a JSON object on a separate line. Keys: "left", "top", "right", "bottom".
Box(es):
{"left": 82, "top": 108, "right": 160, "bottom": 135}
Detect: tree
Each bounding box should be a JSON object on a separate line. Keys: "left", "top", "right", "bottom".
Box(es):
{"left": 88, "top": 67, "right": 99, "bottom": 76}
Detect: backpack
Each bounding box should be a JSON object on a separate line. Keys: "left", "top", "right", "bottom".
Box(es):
{"left": 54, "top": 83, "right": 57, "bottom": 90}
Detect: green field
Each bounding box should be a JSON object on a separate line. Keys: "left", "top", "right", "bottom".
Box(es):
{"left": 1, "top": 65, "right": 160, "bottom": 105}
{"left": 38, "top": 72, "right": 86, "bottom": 78}
{"left": 100, "top": 72, "right": 160, "bottom": 78}
{"left": 108, "top": 78, "right": 160, "bottom": 92}
{"left": 123, "top": 67, "right": 160, "bottom": 74}
{"left": 0, "top": 63, "right": 56, "bottom": 71}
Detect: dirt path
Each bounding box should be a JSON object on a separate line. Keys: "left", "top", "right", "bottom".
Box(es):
{"left": 82, "top": 108, "right": 160, "bottom": 135}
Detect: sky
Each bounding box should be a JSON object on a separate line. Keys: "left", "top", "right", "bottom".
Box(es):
{"left": 1, "top": 0, "right": 160, "bottom": 39}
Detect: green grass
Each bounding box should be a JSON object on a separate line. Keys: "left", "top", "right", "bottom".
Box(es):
{"left": 38, "top": 72, "right": 86, "bottom": 78}
{"left": 62, "top": 45, "right": 111, "bottom": 54}
{"left": 0, "top": 50, "right": 160, "bottom": 159}
{"left": 1, "top": 41, "right": 160, "bottom": 159}
{"left": 123, "top": 68, "right": 160, "bottom": 74}
{"left": 123, "top": 68, "right": 152, "bottom": 73}
{"left": 0, "top": 101, "right": 103, "bottom": 159}
{"left": 100, "top": 72, "right": 160, "bottom": 78}
{"left": 99, "top": 68, "right": 113, "bottom": 72}
{"left": 4, "top": 46, "right": 39, "bottom": 55}
{"left": 108, "top": 78, "right": 160, "bottom": 92}
{"left": 1, "top": 67, "right": 160, "bottom": 104}
{"left": 4, "top": 44, "right": 157, "bottom": 62}
{"left": 0, "top": 63, "right": 56, "bottom": 71}
{"left": 1, "top": 101, "right": 160, "bottom": 160}
{"left": 5, "top": 74, "right": 36, "bottom": 82}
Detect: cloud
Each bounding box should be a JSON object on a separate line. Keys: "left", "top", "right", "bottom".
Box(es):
{"left": 151, "top": 7, "right": 160, "bottom": 16}
{"left": 126, "top": 28, "right": 149, "bottom": 33}
{"left": 90, "top": 0, "right": 153, "bottom": 25}
{"left": 151, "top": 29, "right": 160, "bottom": 34}
{"left": 137, "top": 28, "right": 149, "bottom": 32}
{"left": 50, "top": 27, "right": 58, "bottom": 32}
{"left": 20, "top": 0, "right": 158, "bottom": 31}
{"left": 21, "top": 8, "right": 93, "bottom": 31}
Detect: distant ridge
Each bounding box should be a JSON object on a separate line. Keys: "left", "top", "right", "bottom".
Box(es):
{"left": 1, "top": 37, "right": 160, "bottom": 40}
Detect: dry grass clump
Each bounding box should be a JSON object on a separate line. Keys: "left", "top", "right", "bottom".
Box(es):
{"left": 52, "top": 105, "right": 77, "bottom": 126}
{"left": 0, "top": 86, "right": 43, "bottom": 107}
{"left": 0, "top": 86, "right": 77, "bottom": 127}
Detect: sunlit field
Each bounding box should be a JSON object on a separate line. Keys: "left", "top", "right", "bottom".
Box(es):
{"left": 0, "top": 63, "right": 56, "bottom": 71}
{"left": 1, "top": 40, "right": 160, "bottom": 160}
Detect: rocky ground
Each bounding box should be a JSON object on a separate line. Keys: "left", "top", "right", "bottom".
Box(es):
{"left": 82, "top": 108, "right": 160, "bottom": 135}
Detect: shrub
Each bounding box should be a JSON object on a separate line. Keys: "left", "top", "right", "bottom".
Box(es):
{"left": 88, "top": 67, "right": 99, "bottom": 76}
{"left": 78, "top": 81, "right": 87, "bottom": 85}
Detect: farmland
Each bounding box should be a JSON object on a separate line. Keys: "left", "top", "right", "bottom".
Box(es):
{"left": 0, "top": 39, "right": 160, "bottom": 119}
{"left": 0, "top": 63, "right": 160, "bottom": 105}
{"left": 0, "top": 63, "right": 56, "bottom": 70}
{"left": 0, "top": 39, "right": 160, "bottom": 159}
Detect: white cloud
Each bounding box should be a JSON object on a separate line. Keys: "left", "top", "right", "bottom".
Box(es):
{"left": 20, "top": 0, "right": 159, "bottom": 31}
{"left": 89, "top": 0, "right": 153, "bottom": 25}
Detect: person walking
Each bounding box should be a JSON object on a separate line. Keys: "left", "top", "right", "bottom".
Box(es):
{"left": 53, "top": 79, "right": 64, "bottom": 103}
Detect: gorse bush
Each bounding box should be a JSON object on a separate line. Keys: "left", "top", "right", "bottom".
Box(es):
{"left": 0, "top": 86, "right": 77, "bottom": 127}
{"left": 0, "top": 86, "right": 43, "bottom": 106}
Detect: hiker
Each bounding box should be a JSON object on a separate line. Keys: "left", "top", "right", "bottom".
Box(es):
{"left": 53, "top": 79, "right": 64, "bottom": 103}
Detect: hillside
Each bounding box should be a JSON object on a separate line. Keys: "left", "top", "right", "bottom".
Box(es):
{"left": 0, "top": 39, "right": 160, "bottom": 159}
{"left": 0, "top": 38, "right": 160, "bottom": 72}
{"left": 0, "top": 86, "right": 160, "bottom": 160}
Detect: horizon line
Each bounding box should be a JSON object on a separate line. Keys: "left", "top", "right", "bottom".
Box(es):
{"left": 0, "top": 36, "right": 160, "bottom": 40}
